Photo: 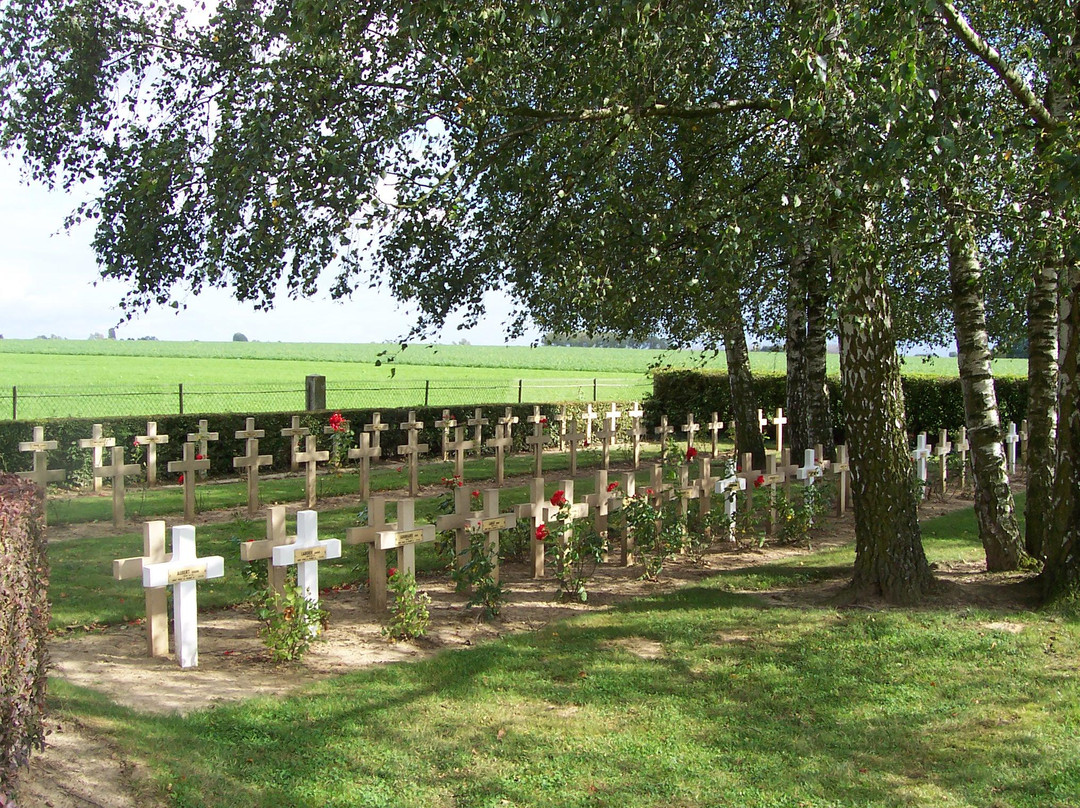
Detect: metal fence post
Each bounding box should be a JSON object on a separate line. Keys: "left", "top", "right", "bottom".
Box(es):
{"left": 593, "top": 378, "right": 598, "bottom": 402}
{"left": 306, "top": 375, "right": 327, "bottom": 411}
{"left": 424, "top": 380, "right": 430, "bottom": 407}
{"left": 178, "top": 383, "right": 184, "bottom": 415}
{"left": 11, "top": 386, "right": 16, "bottom": 421}
{"left": 518, "top": 379, "right": 523, "bottom": 404}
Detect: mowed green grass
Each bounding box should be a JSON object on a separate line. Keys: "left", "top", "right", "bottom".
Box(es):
{"left": 46, "top": 501, "right": 1079, "bottom": 808}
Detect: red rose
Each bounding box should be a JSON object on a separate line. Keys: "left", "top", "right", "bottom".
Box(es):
{"left": 550, "top": 490, "right": 568, "bottom": 507}
{"left": 195, "top": 453, "right": 204, "bottom": 460}
{"left": 178, "top": 474, "right": 185, "bottom": 484}
{"left": 754, "top": 474, "right": 765, "bottom": 488}
{"left": 607, "top": 481, "right": 619, "bottom": 492}
{"left": 388, "top": 567, "right": 398, "bottom": 578}
{"left": 646, "top": 487, "right": 655, "bottom": 496}
{"left": 471, "top": 490, "right": 480, "bottom": 498}
{"left": 329, "top": 412, "right": 345, "bottom": 432}
{"left": 686, "top": 447, "right": 698, "bottom": 461}
{"left": 535, "top": 524, "right": 548, "bottom": 542}
{"left": 540, "top": 416, "right": 548, "bottom": 423}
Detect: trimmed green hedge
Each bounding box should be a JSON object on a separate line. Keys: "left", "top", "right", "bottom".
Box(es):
{"left": 647, "top": 370, "right": 1029, "bottom": 440}
{"left": 0, "top": 474, "right": 49, "bottom": 798}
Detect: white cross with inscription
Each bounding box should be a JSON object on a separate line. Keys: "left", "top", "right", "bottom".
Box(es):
{"left": 135, "top": 421, "right": 170, "bottom": 486}
{"left": 714, "top": 474, "right": 747, "bottom": 541}
{"left": 910, "top": 433, "right": 931, "bottom": 494}
{"left": 1004, "top": 422, "right": 1019, "bottom": 475}
{"left": 78, "top": 424, "right": 115, "bottom": 492}
{"left": 142, "top": 525, "right": 225, "bottom": 668}
{"left": 797, "top": 448, "right": 822, "bottom": 485}
{"left": 280, "top": 416, "right": 311, "bottom": 472}
{"left": 272, "top": 510, "right": 342, "bottom": 623}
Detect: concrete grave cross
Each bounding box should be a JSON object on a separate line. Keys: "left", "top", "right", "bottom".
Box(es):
{"left": 364, "top": 412, "right": 390, "bottom": 456}
{"left": 797, "top": 448, "right": 823, "bottom": 485}
{"left": 376, "top": 499, "right": 437, "bottom": 577}
{"left": 17, "top": 427, "right": 65, "bottom": 517}
{"left": 586, "top": 469, "right": 623, "bottom": 561}
{"left": 135, "top": 421, "right": 170, "bottom": 486}
{"left": 707, "top": 412, "right": 724, "bottom": 458}
{"left": 693, "top": 455, "right": 720, "bottom": 526}
{"left": 603, "top": 403, "right": 622, "bottom": 447}
{"left": 233, "top": 418, "right": 272, "bottom": 517}
{"left": 619, "top": 472, "right": 638, "bottom": 566}
{"left": 910, "top": 433, "right": 931, "bottom": 495}
{"left": 582, "top": 403, "right": 598, "bottom": 445}
{"left": 627, "top": 401, "right": 645, "bottom": 469}
{"left": 397, "top": 411, "right": 429, "bottom": 497}
{"left": 935, "top": 429, "right": 952, "bottom": 495}
{"left": 187, "top": 419, "right": 220, "bottom": 478}
{"left": 167, "top": 441, "right": 210, "bottom": 522}
{"left": 647, "top": 463, "right": 674, "bottom": 508}
{"left": 467, "top": 408, "right": 489, "bottom": 458}
{"left": 563, "top": 418, "right": 586, "bottom": 477}
{"left": 682, "top": 412, "right": 700, "bottom": 449}
{"left": 95, "top": 446, "right": 141, "bottom": 528}
{"left": 1005, "top": 422, "right": 1020, "bottom": 475}
{"left": 112, "top": 520, "right": 171, "bottom": 657}
{"left": 272, "top": 510, "right": 342, "bottom": 622}
{"left": 78, "top": 423, "right": 115, "bottom": 493}
{"left": 597, "top": 413, "right": 618, "bottom": 470}
{"left": 654, "top": 415, "right": 675, "bottom": 463}
{"left": 673, "top": 464, "right": 698, "bottom": 546}
{"left": 542, "top": 480, "right": 591, "bottom": 557}
{"left": 956, "top": 427, "right": 970, "bottom": 489}
{"left": 759, "top": 453, "right": 786, "bottom": 535}
{"left": 1020, "top": 419, "right": 1029, "bottom": 466}
{"left": 516, "top": 477, "right": 550, "bottom": 578}
{"left": 345, "top": 497, "right": 397, "bottom": 610}
{"left": 487, "top": 416, "right": 514, "bottom": 487}
{"left": 714, "top": 472, "right": 747, "bottom": 541}
{"left": 324, "top": 416, "right": 350, "bottom": 467}
{"left": 447, "top": 424, "right": 475, "bottom": 480}
{"left": 831, "top": 445, "right": 852, "bottom": 516}
{"left": 464, "top": 488, "right": 518, "bottom": 584}
{"left": 280, "top": 416, "right": 311, "bottom": 472}
{"left": 434, "top": 410, "right": 458, "bottom": 461}
{"left": 525, "top": 406, "right": 547, "bottom": 477}
{"left": 296, "top": 434, "right": 330, "bottom": 508}
{"left": 436, "top": 484, "right": 481, "bottom": 572}
{"left": 772, "top": 408, "right": 788, "bottom": 455}
{"left": 736, "top": 452, "right": 763, "bottom": 512}
{"left": 141, "top": 525, "right": 225, "bottom": 669}
{"left": 347, "top": 432, "right": 381, "bottom": 500}
{"left": 756, "top": 409, "right": 769, "bottom": 436}
{"left": 554, "top": 405, "right": 569, "bottom": 450}
{"left": 239, "top": 505, "right": 290, "bottom": 597}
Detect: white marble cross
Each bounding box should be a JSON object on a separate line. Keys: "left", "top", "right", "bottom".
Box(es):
{"left": 78, "top": 424, "right": 115, "bottom": 492}
{"left": 935, "top": 429, "right": 952, "bottom": 495}
{"left": 797, "top": 448, "right": 822, "bottom": 485}
{"left": 142, "top": 525, "right": 225, "bottom": 668}
{"left": 582, "top": 403, "right": 598, "bottom": 445}
{"left": 910, "top": 433, "right": 931, "bottom": 493}
{"left": 1005, "top": 422, "right": 1019, "bottom": 475}
{"left": 134, "top": 421, "right": 170, "bottom": 486}
{"left": 714, "top": 474, "right": 747, "bottom": 541}
{"left": 272, "top": 510, "right": 342, "bottom": 622}
{"left": 628, "top": 401, "right": 645, "bottom": 469}
{"left": 772, "top": 408, "right": 787, "bottom": 455}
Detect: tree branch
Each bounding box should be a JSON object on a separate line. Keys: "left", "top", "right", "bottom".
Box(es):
{"left": 508, "top": 98, "right": 779, "bottom": 123}
{"left": 937, "top": 1, "right": 1056, "bottom": 131}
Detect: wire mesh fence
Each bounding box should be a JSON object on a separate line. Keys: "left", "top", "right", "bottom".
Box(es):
{"left": 5, "top": 377, "right": 650, "bottom": 421}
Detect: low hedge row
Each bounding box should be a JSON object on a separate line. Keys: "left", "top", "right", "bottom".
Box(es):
{"left": 647, "top": 370, "right": 1029, "bottom": 440}
{"left": 0, "top": 401, "right": 650, "bottom": 485}
{"left": 0, "top": 474, "right": 49, "bottom": 798}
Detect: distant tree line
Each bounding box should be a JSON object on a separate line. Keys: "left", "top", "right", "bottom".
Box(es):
{"left": 541, "top": 332, "right": 671, "bottom": 350}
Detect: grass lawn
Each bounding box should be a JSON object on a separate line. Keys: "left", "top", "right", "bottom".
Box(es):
{"left": 41, "top": 493, "right": 1080, "bottom": 807}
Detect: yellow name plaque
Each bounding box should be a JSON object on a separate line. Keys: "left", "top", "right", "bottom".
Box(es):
{"left": 168, "top": 564, "right": 207, "bottom": 584}
{"left": 294, "top": 546, "right": 328, "bottom": 563}
{"left": 477, "top": 517, "right": 508, "bottom": 531}
{"left": 393, "top": 529, "right": 427, "bottom": 546}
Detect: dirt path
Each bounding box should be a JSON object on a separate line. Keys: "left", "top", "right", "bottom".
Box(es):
{"left": 14, "top": 486, "right": 1037, "bottom": 807}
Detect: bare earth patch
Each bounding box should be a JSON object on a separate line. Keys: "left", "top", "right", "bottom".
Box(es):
{"left": 16, "top": 485, "right": 1038, "bottom": 807}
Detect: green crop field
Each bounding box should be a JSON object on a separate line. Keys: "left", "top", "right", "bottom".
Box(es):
{"left": 0, "top": 339, "right": 1028, "bottom": 420}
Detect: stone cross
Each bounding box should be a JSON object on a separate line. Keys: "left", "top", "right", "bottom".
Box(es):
{"left": 707, "top": 412, "right": 724, "bottom": 458}
{"left": 673, "top": 464, "right": 698, "bottom": 546}
{"left": 135, "top": 421, "right": 170, "bottom": 486}
{"left": 364, "top": 412, "right": 390, "bottom": 457}
{"left": 603, "top": 403, "right": 622, "bottom": 447}
{"left": 376, "top": 499, "right": 437, "bottom": 578}
{"left": 486, "top": 417, "right": 514, "bottom": 486}
{"left": 142, "top": 524, "right": 225, "bottom": 669}
{"left": 17, "top": 427, "right": 65, "bottom": 519}
{"left": 554, "top": 405, "right": 569, "bottom": 450}
{"left": 436, "top": 485, "right": 481, "bottom": 571}
{"left": 797, "top": 448, "right": 823, "bottom": 485}
{"left": 714, "top": 473, "right": 747, "bottom": 541}
{"left": 516, "top": 477, "right": 550, "bottom": 578}
{"left": 911, "top": 433, "right": 931, "bottom": 496}
{"left": 582, "top": 403, "right": 598, "bottom": 445}
{"left": 167, "top": 441, "right": 210, "bottom": 522}
{"left": 280, "top": 416, "right": 311, "bottom": 472}
{"left": 772, "top": 408, "right": 788, "bottom": 455}
{"left": 935, "top": 429, "right": 952, "bottom": 495}
{"left": 498, "top": 407, "right": 520, "bottom": 442}
{"left": 239, "top": 505, "right": 290, "bottom": 598}
{"left": 627, "top": 402, "right": 646, "bottom": 469}
{"left": 1005, "top": 422, "right": 1020, "bottom": 475}
{"left": 956, "top": 427, "right": 970, "bottom": 489}
{"left": 619, "top": 472, "right": 637, "bottom": 566}
{"left": 296, "top": 434, "right": 330, "bottom": 508}
{"left": 654, "top": 415, "right": 675, "bottom": 463}
{"left": 692, "top": 455, "right": 720, "bottom": 528}
{"left": 434, "top": 410, "right": 458, "bottom": 461}
{"left": 597, "top": 414, "right": 617, "bottom": 470}
{"left": 397, "top": 411, "right": 429, "bottom": 497}
{"left": 585, "top": 469, "right": 622, "bottom": 561}
{"left": 1020, "top": 419, "right": 1029, "bottom": 466}
{"left": 324, "top": 418, "right": 350, "bottom": 467}
{"left": 78, "top": 423, "right": 115, "bottom": 493}
{"left": 95, "top": 446, "right": 141, "bottom": 528}
{"left": 464, "top": 489, "right": 517, "bottom": 584}
{"left": 233, "top": 418, "right": 272, "bottom": 516}
{"left": 272, "top": 510, "right": 342, "bottom": 626}
{"left": 447, "top": 424, "right": 475, "bottom": 480}
{"left": 757, "top": 409, "right": 769, "bottom": 437}
{"left": 467, "top": 408, "right": 488, "bottom": 458}
{"left": 345, "top": 497, "right": 396, "bottom": 610}
{"left": 347, "top": 432, "right": 381, "bottom": 500}
{"left": 112, "top": 520, "right": 170, "bottom": 657}
{"left": 542, "top": 481, "right": 591, "bottom": 568}
{"left": 647, "top": 463, "right": 674, "bottom": 508}
{"left": 759, "top": 453, "right": 786, "bottom": 534}
{"left": 682, "top": 412, "right": 700, "bottom": 449}
{"left": 526, "top": 406, "right": 547, "bottom": 476}
{"left": 186, "top": 419, "right": 219, "bottom": 478}
{"left": 831, "top": 444, "right": 852, "bottom": 516}
{"left": 563, "top": 418, "right": 586, "bottom": 476}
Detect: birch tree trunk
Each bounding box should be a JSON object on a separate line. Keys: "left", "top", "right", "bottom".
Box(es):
{"left": 1026, "top": 245, "right": 1060, "bottom": 560}
{"left": 786, "top": 247, "right": 810, "bottom": 457}
{"left": 724, "top": 313, "right": 766, "bottom": 469}
{"left": 947, "top": 215, "right": 1025, "bottom": 571}
{"left": 805, "top": 248, "right": 835, "bottom": 459}
{"left": 840, "top": 250, "right": 933, "bottom": 604}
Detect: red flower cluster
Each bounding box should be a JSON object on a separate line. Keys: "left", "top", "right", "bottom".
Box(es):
{"left": 178, "top": 474, "right": 185, "bottom": 484}
{"left": 471, "top": 490, "right": 480, "bottom": 498}
{"left": 550, "top": 490, "right": 568, "bottom": 507}
{"left": 754, "top": 474, "right": 765, "bottom": 488}
{"left": 195, "top": 453, "right": 204, "bottom": 460}
{"left": 646, "top": 487, "right": 655, "bottom": 496}
{"left": 540, "top": 416, "right": 548, "bottom": 424}
{"left": 606, "top": 481, "right": 619, "bottom": 492}
{"left": 329, "top": 412, "right": 345, "bottom": 432}
{"left": 686, "top": 447, "right": 698, "bottom": 462}
{"left": 535, "top": 524, "right": 548, "bottom": 542}
{"left": 388, "top": 567, "right": 398, "bottom": 578}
